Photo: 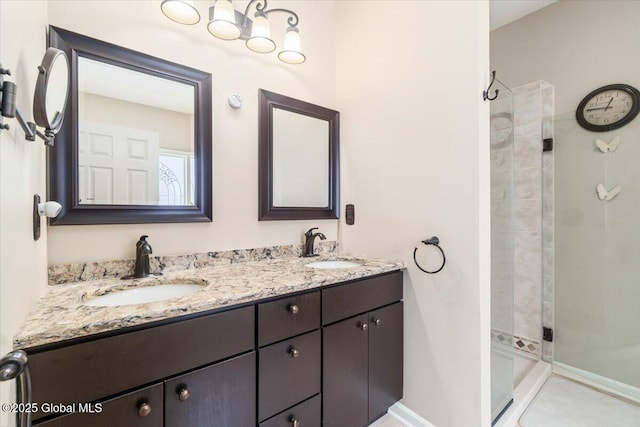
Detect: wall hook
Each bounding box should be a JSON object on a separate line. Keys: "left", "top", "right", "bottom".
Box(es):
{"left": 483, "top": 70, "right": 499, "bottom": 101}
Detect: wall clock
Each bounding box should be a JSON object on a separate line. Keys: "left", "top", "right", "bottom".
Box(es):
{"left": 576, "top": 84, "right": 640, "bottom": 132}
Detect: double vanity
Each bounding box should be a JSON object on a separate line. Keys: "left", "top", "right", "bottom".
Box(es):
{"left": 9, "top": 23, "right": 402, "bottom": 427}
{"left": 16, "top": 251, "right": 404, "bottom": 427}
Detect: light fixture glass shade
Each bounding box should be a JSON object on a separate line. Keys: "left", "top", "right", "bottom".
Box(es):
{"left": 161, "top": 0, "right": 201, "bottom": 25}
{"left": 246, "top": 13, "right": 276, "bottom": 53}
{"left": 278, "top": 27, "right": 306, "bottom": 64}
{"left": 207, "top": 0, "right": 241, "bottom": 40}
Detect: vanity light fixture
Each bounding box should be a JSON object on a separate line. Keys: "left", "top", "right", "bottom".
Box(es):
{"left": 161, "top": 0, "right": 201, "bottom": 25}
{"left": 162, "top": 0, "right": 306, "bottom": 64}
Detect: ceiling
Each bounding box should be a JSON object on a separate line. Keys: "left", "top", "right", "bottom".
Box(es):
{"left": 490, "top": 0, "right": 557, "bottom": 31}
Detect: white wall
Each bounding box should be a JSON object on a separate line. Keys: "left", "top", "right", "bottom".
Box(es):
{"left": 336, "top": 2, "right": 491, "bottom": 426}
{"left": 80, "top": 92, "right": 193, "bottom": 152}
{"left": 46, "top": 0, "right": 339, "bottom": 264}
{"left": 490, "top": 0, "right": 640, "bottom": 115}
{"left": 0, "top": 2, "right": 50, "bottom": 426}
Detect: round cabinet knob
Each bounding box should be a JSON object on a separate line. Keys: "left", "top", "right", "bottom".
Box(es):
{"left": 288, "top": 304, "right": 299, "bottom": 314}
{"left": 373, "top": 318, "right": 382, "bottom": 326}
{"left": 358, "top": 322, "right": 368, "bottom": 331}
{"left": 137, "top": 402, "right": 152, "bottom": 418}
{"left": 177, "top": 386, "right": 191, "bottom": 402}
{"left": 289, "top": 347, "right": 300, "bottom": 358}
{"left": 290, "top": 416, "right": 300, "bottom": 427}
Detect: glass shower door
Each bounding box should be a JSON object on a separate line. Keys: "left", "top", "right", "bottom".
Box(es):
{"left": 490, "top": 79, "right": 515, "bottom": 422}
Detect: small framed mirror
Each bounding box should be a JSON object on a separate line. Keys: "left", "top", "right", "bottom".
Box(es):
{"left": 48, "top": 27, "right": 212, "bottom": 224}
{"left": 258, "top": 89, "right": 339, "bottom": 220}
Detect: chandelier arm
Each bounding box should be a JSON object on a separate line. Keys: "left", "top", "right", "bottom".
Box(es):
{"left": 243, "top": 0, "right": 266, "bottom": 26}
{"left": 262, "top": 8, "right": 299, "bottom": 27}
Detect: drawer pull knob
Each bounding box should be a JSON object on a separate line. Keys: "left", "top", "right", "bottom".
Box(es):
{"left": 137, "top": 402, "right": 152, "bottom": 418}
{"left": 373, "top": 318, "right": 382, "bottom": 326}
{"left": 177, "top": 387, "right": 191, "bottom": 402}
{"left": 358, "top": 322, "right": 368, "bottom": 331}
{"left": 289, "top": 347, "right": 300, "bottom": 358}
{"left": 289, "top": 416, "right": 299, "bottom": 427}
{"left": 288, "top": 304, "right": 300, "bottom": 314}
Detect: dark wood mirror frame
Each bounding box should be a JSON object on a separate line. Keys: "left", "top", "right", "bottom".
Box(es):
{"left": 258, "top": 89, "right": 339, "bottom": 220}
{"left": 48, "top": 27, "right": 212, "bottom": 225}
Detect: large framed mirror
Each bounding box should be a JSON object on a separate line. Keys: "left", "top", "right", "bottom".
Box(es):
{"left": 258, "top": 89, "right": 339, "bottom": 220}
{"left": 48, "top": 27, "right": 212, "bottom": 225}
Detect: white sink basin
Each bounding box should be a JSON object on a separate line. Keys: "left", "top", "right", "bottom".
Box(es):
{"left": 84, "top": 283, "right": 204, "bottom": 307}
{"left": 304, "top": 260, "right": 361, "bottom": 269}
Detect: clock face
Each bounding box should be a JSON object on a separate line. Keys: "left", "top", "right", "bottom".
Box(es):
{"left": 576, "top": 84, "right": 640, "bottom": 132}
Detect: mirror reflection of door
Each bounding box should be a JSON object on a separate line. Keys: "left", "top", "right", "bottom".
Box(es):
{"left": 79, "top": 122, "right": 159, "bottom": 205}
{"left": 77, "top": 56, "right": 195, "bottom": 206}
{"left": 272, "top": 107, "right": 329, "bottom": 208}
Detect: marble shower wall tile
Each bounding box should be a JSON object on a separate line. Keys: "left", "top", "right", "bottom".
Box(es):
{"left": 48, "top": 240, "right": 339, "bottom": 285}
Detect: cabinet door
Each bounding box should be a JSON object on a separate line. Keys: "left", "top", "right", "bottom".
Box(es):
{"left": 35, "top": 383, "right": 163, "bottom": 427}
{"left": 322, "top": 314, "right": 369, "bottom": 427}
{"left": 165, "top": 352, "right": 256, "bottom": 427}
{"left": 368, "top": 302, "right": 403, "bottom": 421}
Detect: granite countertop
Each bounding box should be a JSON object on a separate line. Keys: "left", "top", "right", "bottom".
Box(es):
{"left": 14, "top": 254, "right": 404, "bottom": 350}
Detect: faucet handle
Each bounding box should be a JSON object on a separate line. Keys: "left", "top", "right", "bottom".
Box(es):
{"left": 136, "top": 235, "right": 149, "bottom": 246}
{"left": 305, "top": 227, "right": 318, "bottom": 237}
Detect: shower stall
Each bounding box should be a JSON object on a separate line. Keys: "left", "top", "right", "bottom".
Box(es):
{"left": 491, "top": 76, "right": 640, "bottom": 426}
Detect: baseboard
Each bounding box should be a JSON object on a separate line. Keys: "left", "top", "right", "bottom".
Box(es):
{"left": 552, "top": 361, "right": 640, "bottom": 404}
{"left": 388, "top": 402, "right": 437, "bottom": 427}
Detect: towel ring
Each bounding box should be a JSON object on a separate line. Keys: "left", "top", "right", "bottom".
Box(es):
{"left": 413, "top": 236, "right": 446, "bottom": 274}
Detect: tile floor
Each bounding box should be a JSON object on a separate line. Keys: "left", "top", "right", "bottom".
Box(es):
{"left": 370, "top": 414, "right": 409, "bottom": 427}
{"left": 519, "top": 375, "right": 640, "bottom": 427}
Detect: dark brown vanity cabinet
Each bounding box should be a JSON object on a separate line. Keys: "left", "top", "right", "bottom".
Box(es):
{"left": 28, "top": 271, "right": 402, "bottom": 427}
{"left": 322, "top": 271, "right": 403, "bottom": 427}
{"left": 30, "top": 306, "right": 255, "bottom": 426}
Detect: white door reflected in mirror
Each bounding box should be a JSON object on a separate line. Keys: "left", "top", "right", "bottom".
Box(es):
{"left": 272, "top": 107, "right": 329, "bottom": 208}
{"left": 77, "top": 56, "right": 195, "bottom": 206}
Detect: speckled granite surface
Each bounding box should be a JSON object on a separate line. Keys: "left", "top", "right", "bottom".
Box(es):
{"left": 48, "top": 241, "right": 339, "bottom": 285}
{"left": 16, "top": 253, "right": 404, "bottom": 350}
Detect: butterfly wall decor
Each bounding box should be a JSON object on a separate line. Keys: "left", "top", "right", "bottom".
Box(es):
{"left": 595, "top": 136, "right": 620, "bottom": 153}
{"left": 596, "top": 184, "right": 621, "bottom": 201}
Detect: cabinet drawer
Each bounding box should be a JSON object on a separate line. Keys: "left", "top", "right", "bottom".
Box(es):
{"left": 259, "top": 330, "right": 321, "bottom": 421}
{"left": 29, "top": 306, "right": 254, "bottom": 420}
{"left": 35, "top": 383, "right": 163, "bottom": 427}
{"left": 259, "top": 394, "right": 321, "bottom": 427}
{"left": 322, "top": 271, "right": 402, "bottom": 325}
{"left": 258, "top": 291, "right": 320, "bottom": 346}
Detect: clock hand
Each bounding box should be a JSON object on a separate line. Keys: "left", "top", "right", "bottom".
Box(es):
{"left": 604, "top": 97, "right": 613, "bottom": 111}
{"left": 586, "top": 107, "right": 609, "bottom": 111}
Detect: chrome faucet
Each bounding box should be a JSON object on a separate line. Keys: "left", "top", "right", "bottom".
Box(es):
{"left": 303, "top": 227, "right": 326, "bottom": 257}
{"left": 123, "top": 235, "right": 161, "bottom": 279}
